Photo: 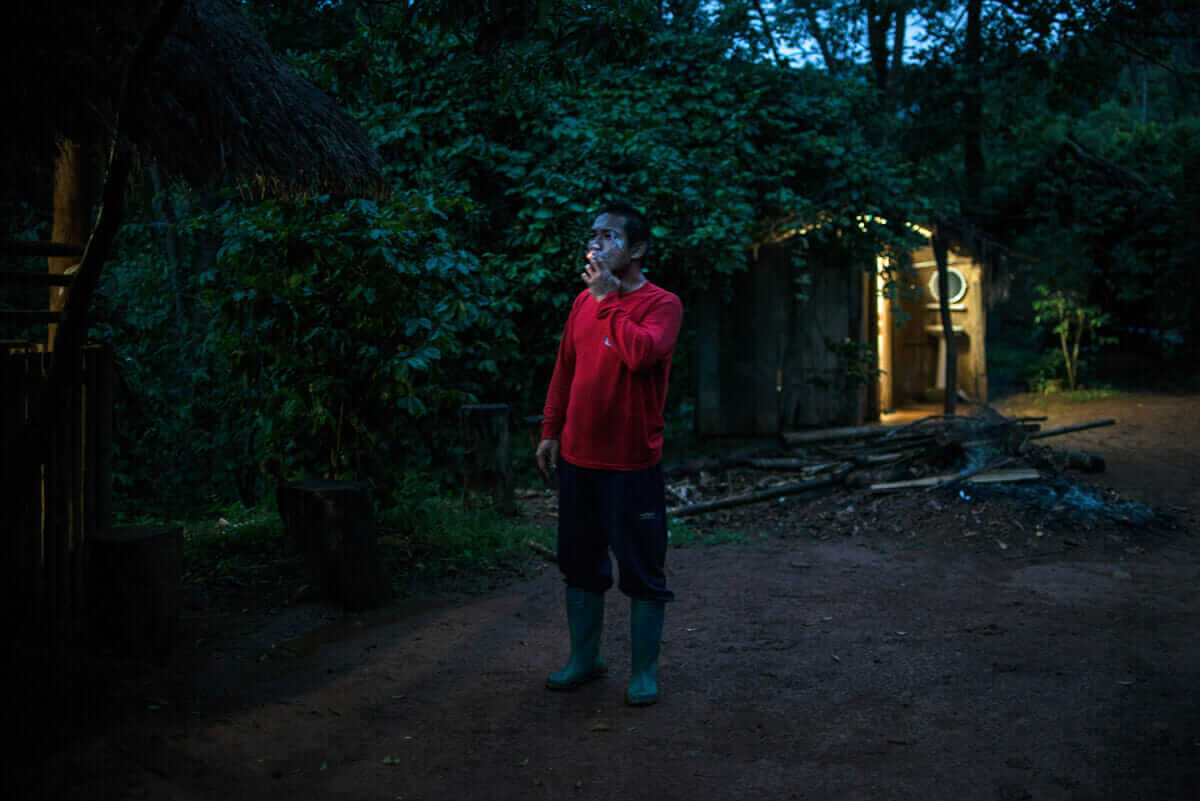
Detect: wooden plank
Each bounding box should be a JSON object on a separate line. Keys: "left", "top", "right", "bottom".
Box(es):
{"left": 0, "top": 270, "right": 76, "bottom": 286}
{"left": 0, "top": 241, "right": 84, "bottom": 259}
{"left": 753, "top": 245, "right": 786, "bottom": 433}
{"left": 695, "top": 293, "right": 722, "bottom": 436}
{"left": 870, "top": 467, "right": 1040, "bottom": 492}
{"left": 968, "top": 468, "right": 1040, "bottom": 484}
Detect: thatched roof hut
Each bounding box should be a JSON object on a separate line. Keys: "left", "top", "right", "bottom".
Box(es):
{"left": 6, "top": 0, "right": 386, "bottom": 200}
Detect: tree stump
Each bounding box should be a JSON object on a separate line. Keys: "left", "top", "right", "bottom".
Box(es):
{"left": 461, "top": 404, "right": 515, "bottom": 515}
{"left": 276, "top": 480, "right": 389, "bottom": 611}
{"left": 87, "top": 524, "right": 182, "bottom": 660}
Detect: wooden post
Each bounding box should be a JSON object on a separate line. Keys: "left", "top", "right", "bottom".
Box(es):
{"left": 460, "top": 404, "right": 515, "bottom": 516}
{"left": 87, "top": 525, "right": 183, "bottom": 659}
{"left": 876, "top": 258, "right": 894, "bottom": 412}
{"left": 966, "top": 260, "right": 988, "bottom": 403}
{"left": 277, "top": 480, "right": 389, "bottom": 610}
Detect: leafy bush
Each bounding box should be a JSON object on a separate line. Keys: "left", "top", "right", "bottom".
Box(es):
{"left": 1032, "top": 285, "right": 1114, "bottom": 391}
{"left": 207, "top": 192, "right": 518, "bottom": 491}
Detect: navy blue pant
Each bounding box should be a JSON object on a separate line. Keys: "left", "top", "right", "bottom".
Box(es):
{"left": 556, "top": 459, "right": 674, "bottom": 602}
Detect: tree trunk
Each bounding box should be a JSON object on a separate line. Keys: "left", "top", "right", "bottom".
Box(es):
{"left": 963, "top": 0, "right": 984, "bottom": 213}
{"left": 751, "top": 0, "right": 785, "bottom": 67}
{"left": 866, "top": 0, "right": 891, "bottom": 93}
{"left": 887, "top": 7, "right": 907, "bottom": 111}
{"left": 932, "top": 228, "right": 957, "bottom": 415}
{"left": 805, "top": 6, "right": 840, "bottom": 75}
{"left": 148, "top": 164, "right": 186, "bottom": 335}
{"left": 48, "top": 139, "right": 90, "bottom": 350}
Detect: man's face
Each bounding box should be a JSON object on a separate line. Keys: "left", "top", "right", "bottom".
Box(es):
{"left": 587, "top": 213, "right": 634, "bottom": 277}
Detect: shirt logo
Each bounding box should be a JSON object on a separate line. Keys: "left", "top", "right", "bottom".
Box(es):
{"left": 603, "top": 336, "right": 612, "bottom": 348}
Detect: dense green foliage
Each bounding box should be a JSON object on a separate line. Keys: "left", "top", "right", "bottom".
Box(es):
{"left": 9, "top": 0, "right": 1195, "bottom": 520}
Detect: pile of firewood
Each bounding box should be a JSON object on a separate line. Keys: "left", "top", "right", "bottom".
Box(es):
{"left": 664, "top": 410, "right": 1114, "bottom": 518}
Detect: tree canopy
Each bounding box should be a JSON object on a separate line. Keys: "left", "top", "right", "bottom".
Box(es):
{"left": 6, "top": 0, "right": 1196, "bottom": 514}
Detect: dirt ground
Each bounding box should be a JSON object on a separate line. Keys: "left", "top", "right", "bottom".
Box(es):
{"left": 10, "top": 392, "right": 1200, "bottom": 801}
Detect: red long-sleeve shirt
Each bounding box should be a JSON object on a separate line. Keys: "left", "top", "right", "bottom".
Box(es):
{"left": 541, "top": 282, "right": 683, "bottom": 470}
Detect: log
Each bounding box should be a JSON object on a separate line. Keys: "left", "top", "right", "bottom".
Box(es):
{"left": 782, "top": 424, "right": 900, "bottom": 447}
{"left": 667, "top": 469, "right": 849, "bottom": 517}
{"left": 87, "top": 524, "right": 182, "bottom": 659}
{"left": 1026, "top": 418, "right": 1116, "bottom": 440}
{"left": 277, "top": 480, "right": 390, "bottom": 611}
{"left": 1061, "top": 450, "right": 1106, "bottom": 473}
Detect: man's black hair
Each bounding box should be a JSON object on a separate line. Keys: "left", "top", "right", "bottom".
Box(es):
{"left": 597, "top": 201, "right": 651, "bottom": 263}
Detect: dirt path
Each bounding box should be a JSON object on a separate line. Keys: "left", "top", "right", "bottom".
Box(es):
{"left": 994, "top": 392, "right": 1200, "bottom": 514}
{"left": 14, "top": 393, "right": 1200, "bottom": 801}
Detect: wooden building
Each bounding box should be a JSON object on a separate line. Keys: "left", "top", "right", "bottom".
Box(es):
{"left": 695, "top": 229, "right": 991, "bottom": 436}
{"left": 2, "top": 0, "right": 385, "bottom": 646}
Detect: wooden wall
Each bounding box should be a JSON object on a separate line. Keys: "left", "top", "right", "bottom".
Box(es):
{"left": 696, "top": 243, "right": 869, "bottom": 436}
{"left": 1, "top": 343, "right": 112, "bottom": 642}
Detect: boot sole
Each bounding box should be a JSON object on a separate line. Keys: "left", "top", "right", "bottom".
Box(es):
{"left": 545, "top": 665, "right": 607, "bottom": 691}
{"left": 625, "top": 692, "right": 658, "bottom": 706}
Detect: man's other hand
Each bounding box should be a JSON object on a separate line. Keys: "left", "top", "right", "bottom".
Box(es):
{"left": 536, "top": 439, "right": 560, "bottom": 484}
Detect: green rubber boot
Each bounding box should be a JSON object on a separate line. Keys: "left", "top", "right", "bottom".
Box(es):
{"left": 626, "top": 598, "right": 665, "bottom": 706}
{"left": 546, "top": 587, "right": 606, "bottom": 690}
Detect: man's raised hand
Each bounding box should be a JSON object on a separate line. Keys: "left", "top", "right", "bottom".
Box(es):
{"left": 582, "top": 258, "right": 619, "bottom": 301}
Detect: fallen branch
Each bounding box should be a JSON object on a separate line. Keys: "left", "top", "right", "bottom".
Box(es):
{"left": 852, "top": 451, "right": 915, "bottom": 466}
{"left": 667, "top": 469, "right": 849, "bottom": 518}
{"left": 747, "top": 458, "right": 849, "bottom": 472}
{"left": 1027, "top": 418, "right": 1115, "bottom": 440}
{"left": 528, "top": 539, "right": 556, "bottom": 563}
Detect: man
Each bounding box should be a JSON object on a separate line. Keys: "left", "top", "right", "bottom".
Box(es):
{"left": 536, "top": 202, "right": 683, "bottom": 706}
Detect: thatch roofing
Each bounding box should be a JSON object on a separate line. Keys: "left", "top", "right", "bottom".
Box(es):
{"left": 6, "top": 0, "right": 386, "bottom": 200}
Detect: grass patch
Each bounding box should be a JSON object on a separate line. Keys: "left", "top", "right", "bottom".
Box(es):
{"left": 182, "top": 502, "right": 290, "bottom": 569}
{"left": 378, "top": 493, "right": 554, "bottom": 593}
{"left": 668, "top": 516, "right": 746, "bottom": 548}
{"left": 176, "top": 492, "right": 556, "bottom": 600}
{"left": 1029, "top": 386, "right": 1129, "bottom": 405}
